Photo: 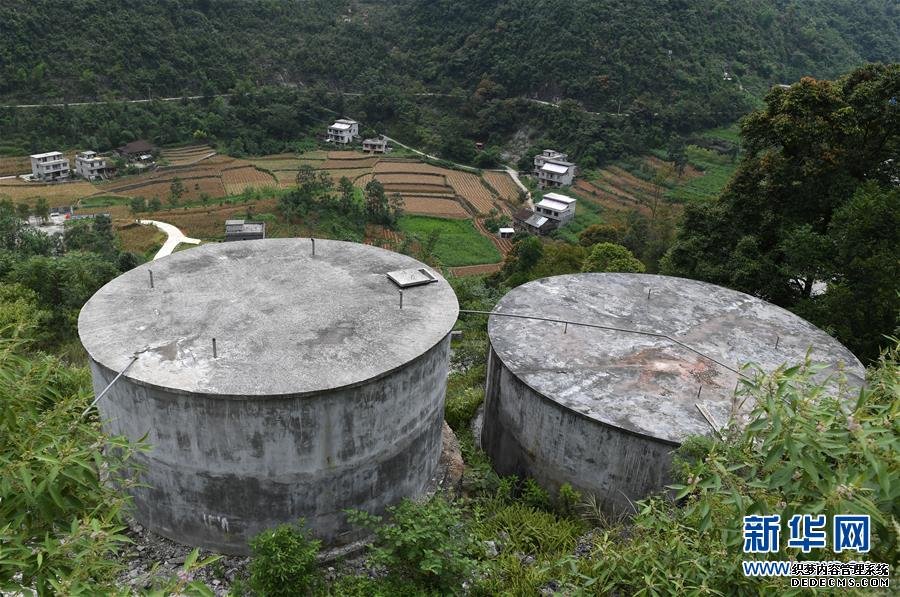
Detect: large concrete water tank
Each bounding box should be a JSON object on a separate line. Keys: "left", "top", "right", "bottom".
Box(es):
{"left": 481, "top": 273, "right": 864, "bottom": 513}
{"left": 78, "top": 239, "right": 458, "bottom": 554}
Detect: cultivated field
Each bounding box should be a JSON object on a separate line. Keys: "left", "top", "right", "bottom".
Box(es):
{"left": 483, "top": 170, "right": 523, "bottom": 204}
{"left": 446, "top": 170, "right": 496, "bottom": 214}
{"left": 0, "top": 179, "right": 101, "bottom": 206}
{"left": 160, "top": 144, "right": 216, "bottom": 166}
{"left": 222, "top": 166, "right": 278, "bottom": 195}
{"left": 397, "top": 215, "right": 501, "bottom": 267}
{"left": 0, "top": 155, "right": 31, "bottom": 177}
{"left": 115, "top": 221, "right": 166, "bottom": 258}
{"left": 401, "top": 196, "right": 468, "bottom": 219}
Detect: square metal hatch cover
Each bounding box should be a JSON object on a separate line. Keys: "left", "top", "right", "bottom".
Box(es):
{"left": 386, "top": 268, "right": 438, "bottom": 288}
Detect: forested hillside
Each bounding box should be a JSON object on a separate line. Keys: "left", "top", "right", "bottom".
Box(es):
{"left": 2, "top": 0, "right": 898, "bottom": 133}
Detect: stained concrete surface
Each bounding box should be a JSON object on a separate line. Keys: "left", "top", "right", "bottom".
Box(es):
{"left": 78, "top": 239, "right": 459, "bottom": 553}
{"left": 79, "top": 239, "right": 459, "bottom": 396}
{"left": 487, "top": 273, "right": 864, "bottom": 444}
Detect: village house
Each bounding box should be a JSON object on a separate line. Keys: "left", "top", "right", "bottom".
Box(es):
{"left": 74, "top": 151, "right": 109, "bottom": 180}
{"left": 29, "top": 151, "right": 70, "bottom": 182}
{"left": 513, "top": 192, "right": 577, "bottom": 236}
{"left": 224, "top": 219, "right": 266, "bottom": 242}
{"left": 534, "top": 192, "right": 577, "bottom": 225}
{"left": 362, "top": 137, "right": 389, "bottom": 153}
{"left": 533, "top": 149, "right": 576, "bottom": 187}
{"left": 116, "top": 139, "right": 156, "bottom": 163}
{"left": 326, "top": 119, "right": 359, "bottom": 144}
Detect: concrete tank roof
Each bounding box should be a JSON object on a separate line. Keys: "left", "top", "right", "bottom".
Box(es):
{"left": 79, "top": 239, "right": 458, "bottom": 397}
{"left": 488, "top": 273, "right": 865, "bottom": 444}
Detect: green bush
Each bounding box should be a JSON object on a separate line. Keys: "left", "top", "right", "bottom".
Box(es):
{"left": 248, "top": 520, "right": 321, "bottom": 596}
{"left": 0, "top": 338, "right": 143, "bottom": 595}
{"left": 521, "top": 478, "right": 551, "bottom": 511}
{"left": 444, "top": 386, "right": 483, "bottom": 432}
{"left": 556, "top": 483, "right": 582, "bottom": 517}
{"left": 346, "top": 496, "right": 478, "bottom": 592}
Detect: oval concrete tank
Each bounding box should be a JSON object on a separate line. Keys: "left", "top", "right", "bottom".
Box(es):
{"left": 481, "top": 273, "right": 864, "bottom": 514}
{"left": 78, "top": 239, "right": 458, "bottom": 554}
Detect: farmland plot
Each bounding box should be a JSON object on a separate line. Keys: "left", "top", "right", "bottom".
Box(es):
{"left": 0, "top": 180, "right": 103, "bottom": 205}
{"left": 222, "top": 166, "right": 277, "bottom": 194}
{"left": 401, "top": 196, "right": 468, "bottom": 219}
{"left": 375, "top": 172, "right": 447, "bottom": 186}
{"left": 483, "top": 170, "right": 522, "bottom": 203}
{"left": 446, "top": 170, "right": 496, "bottom": 214}
{"left": 374, "top": 161, "right": 446, "bottom": 175}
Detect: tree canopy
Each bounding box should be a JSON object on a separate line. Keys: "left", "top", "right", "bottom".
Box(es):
{"left": 663, "top": 63, "right": 899, "bottom": 361}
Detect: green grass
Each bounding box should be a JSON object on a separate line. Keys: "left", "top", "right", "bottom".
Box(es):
{"left": 553, "top": 191, "right": 605, "bottom": 243}
{"left": 666, "top": 146, "right": 737, "bottom": 203}
{"left": 702, "top": 125, "right": 742, "bottom": 144}
{"left": 397, "top": 215, "right": 501, "bottom": 267}
{"left": 79, "top": 195, "right": 129, "bottom": 208}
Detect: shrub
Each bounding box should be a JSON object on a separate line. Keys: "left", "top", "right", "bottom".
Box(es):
{"left": 248, "top": 520, "right": 321, "bottom": 596}
{"left": 556, "top": 483, "right": 582, "bottom": 517}
{"left": 521, "top": 478, "right": 551, "bottom": 511}
{"left": 0, "top": 338, "right": 143, "bottom": 595}
{"left": 346, "top": 496, "right": 478, "bottom": 591}
{"left": 444, "top": 386, "right": 483, "bottom": 432}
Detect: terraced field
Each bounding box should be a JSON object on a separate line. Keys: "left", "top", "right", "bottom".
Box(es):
{"left": 160, "top": 144, "right": 216, "bottom": 166}
{"left": 222, "top": 166, "right": 277, "bottom": 194}
{"left": 374, "top": 161, "right": 447, "bottom": 175}
{"left": 0, "top": 155, "right": 31, "bottom": 177}
{"left": 401, "top": 196, "right": 468, "bottom": 219}
{"left": 446, "top": 170, "right": 496, "bottom": 214}
{"left": 483, "top": 170, "right": 523, "bottom": 203}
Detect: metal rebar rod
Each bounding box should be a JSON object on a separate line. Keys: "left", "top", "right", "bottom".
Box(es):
{"left": 457, "top": 309, "right": 747, "bottom": 378}
{"left": 311, "top": 238, "right": 316, "bottom": 256}
{"left": 399, "top": 290, "right": 404, "bottom": 309}
{"left": 81, "top": 355, "right": 139, "bottom": 418}
{"left": 149, "top": 269, "right": 154, "bottom": 288}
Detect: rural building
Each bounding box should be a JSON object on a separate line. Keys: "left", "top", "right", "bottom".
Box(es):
{"left": 74, "top": 151, "right": 109, "bottom": 180}
{"left": 534, "top": 149, "right": 576, "bottom": 187}
{"left": 116, "top": 139, "right": 156, "bottom": 162}
{"left": 498, "top": 227, "right": 515, "bottom": 239}
{"left": 362, "top": 137, "right": 389, "bottom": 153}
{"left": 326, "top": 119, "right": 359, "bottom": 144}
{"left": 513, "top": 207, "right": 555, "bottom": 236}
{"left": 29, "top": 151, "right": 70, "bottom": 182}
{"left": 534, "top": 192, "right": 577, "bottom": 225}
{"left": 224, "top": 219, "right": 266, "bottom": 241}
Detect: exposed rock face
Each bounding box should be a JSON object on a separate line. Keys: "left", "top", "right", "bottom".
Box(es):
{"left": 439, "top": 421, "right": 465, "bottom": 491}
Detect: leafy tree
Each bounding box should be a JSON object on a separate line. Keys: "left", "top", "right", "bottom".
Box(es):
{"left": 663, "top": 64, "right": 899, "bottom": 360}
{"left": 582, "top": 242, "right": 646, "bottom": 273}
{"left": 15, "top": 203, "right": 30, "bottom": 221}
{"left": 578, "top": 223, "right": 622, "bottom": 247}
{"left": 128, "top": 197, "right": 145, "bottom": 215}
{"left": 34, "top": 197, "right": 50, "bottom": 223}
{"left": 148, "top": 197, "right": 162, "bottom": 212}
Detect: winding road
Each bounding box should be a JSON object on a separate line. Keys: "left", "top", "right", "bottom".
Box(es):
{"left": 138, "top": 219, "right": 201, "bottom": 260}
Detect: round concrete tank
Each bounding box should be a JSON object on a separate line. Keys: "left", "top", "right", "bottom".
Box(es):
{"left": 481, "top": 273, "right": 864, "bottom": 513}
{"left": 78, "top": 239, "right": 458, "bottom": 554}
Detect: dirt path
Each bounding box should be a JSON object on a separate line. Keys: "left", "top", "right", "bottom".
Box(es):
{"left": 138, "top": 219, "right": 201, "bottom": 259}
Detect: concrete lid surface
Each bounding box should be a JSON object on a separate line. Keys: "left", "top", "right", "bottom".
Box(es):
{"left": 78, "top": 239, "right": 458, "bottom": 397}
{"left": 488, "top": 273, "right": 865, "bottom": 444}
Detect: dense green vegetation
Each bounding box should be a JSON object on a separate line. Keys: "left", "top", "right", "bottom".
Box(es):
{"left": 663, "top": 63, "right": 899, "bottom": 362}
{"left": 1, "top": 1, "right": 897, "bottom": 169}
{"left": 397, "top": 216, "right": 501, "bottom": 267}
{"left": 2, "top": 1, "right": 897, "bottom": 114}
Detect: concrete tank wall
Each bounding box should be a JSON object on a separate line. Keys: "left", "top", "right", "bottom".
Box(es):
{"left": 92, "top": 334, "right": 450, "bottom": 554}
{"left": 482, "top": 346, "right": 677, "bottom": 514}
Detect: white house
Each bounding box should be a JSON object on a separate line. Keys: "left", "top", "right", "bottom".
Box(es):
{"left": 362, "top": 137, "right": 389, "bottom": 153}
{"left": 326, "top": 119, "right": 360, "bottom": 144}
{"left": 533, "top": 149, "right": 576, "bottom": 187}
{"left": 498, "top": 227, "right": 515, "bottom": 239}
{"left": 29, "top": 151, "right": 70, "bottom": 182}
{"left": 534, "top": 192, "right": 577, "bottom": 226}
{"left": 74, "top": 151, "right": 108, "bottom": 180}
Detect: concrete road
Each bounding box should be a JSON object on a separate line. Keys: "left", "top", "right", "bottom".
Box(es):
{"left": 138, "top": 219, "right": 201, "bottom": 260}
